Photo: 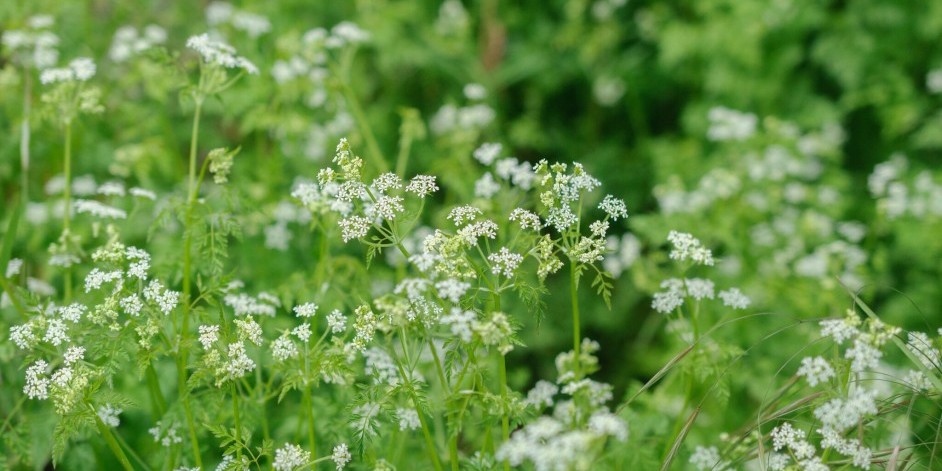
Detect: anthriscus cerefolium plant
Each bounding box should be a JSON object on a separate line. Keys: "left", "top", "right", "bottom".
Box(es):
{"left": 3, "top": 2, "right": 942, "bottom": 471}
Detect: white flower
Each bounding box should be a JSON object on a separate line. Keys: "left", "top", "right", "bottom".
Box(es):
{"left": 5, "top": 258, "right": 23, "bottom": 278}
{"left": 906, "top": 331, "right": 940, "bottom": 369}
{"left": 509, "top": 208, "right": 542, "bottom": 231}
{"left": 598, "top": 195, "right": 628, "bottom": 220}
{"left": 448, "top": 205, "right": 483, "bottom": 226}
{"left": 63, "top": 346, "right": 85, "bottom": 365}
{"left": 524, "top": 380, "right": 558, "bottom": 408}
{"left": 10, "top": 324, "right": 37, "bottom": 350}
{"left": 219, "top": 342, "right": 256, "bottom": 384}
{"left": 84, "top": 268, "right": 124, "bottom": 292}
{"left": 129, "top": 187, "right": 157, "bottom": 200}
{"left": 339, "top": 215, "right": 370, "bottom": 242}
{"left": 845, "top": 338, "right": 881, "bottom": 373}
{"left": 488, "top": 247, "right": 523, "bottom": 278}
{"left": 820, "top": 315, "right": 860, "bottom": 344}
{"left": 331, "top": 443, "right": 352, "bottom": 470}
{"left": 44, "top": 319, "right": 69, "bottom": 346}
{"left": 667, "top": 231, "right": 714, "bottom": 266}
{"left": 435, "top": 279, "right": 470, "bottom": 303}
{"left": 689, "top": 446, "right": 727, "bottom": 471}
{"left": 186, "top": 33, "right": 258, "bottom": 74}
{"left": 24, "top": 360, "right": 50, "bottom": 399}
{"left": 293, "top": 323, "right": 312, "bottom": 342}
{"left": 396, "top": 407, "right": 420, "bottom": 431}
{"left": 98, "top": 404, "right": 122, "bottom": 427}
{"left": 706, "top": 107, "right": 757, "bottom": 141}
{"left": 272, "top": 335, "right": 299, "bottom": 362}
{"left": 327, "top": 309, "right": 347, "bottom": 333}
{"left": 74, "top": 200, "right": 127, "bottom": 219}
{"left": 718, "top": 288, "right": 750, "bottom": 310}
{"left": 475, "top": 172, "right": 501, "bottom": 198}
{"left": 813, "top": 388, "right": 877, "bottom": 431}
{"left": 441, "top": 308, "right": 476, "bottom": 342}
{"left": 368, "top": 195, "right": 404, "bottom": 221}
{"left": 473, "top": 142, "right": 502, "bottom": 166}
{"left": 40, "top": 57, "right": 97, "bottom": 84}
{"left": 464, "top": 83, "right": 487, "bottom": 100}
{"left": 684, "top": 278, "right": 715, "bottom": 300}
{"left": 120, "top": 295, "right": 143, "bottom": 316}
{"left": 404, "top": 175, "right": 439, "bottom": 198}
{"left": 235, "top": 317, "right": 264, "bottom": 346}
{"left": 273, "top": 443, "right": 310, "bottom": 471}
{"left": 294, "top": 302, "right": 318, "bottom": 318}
{"left": 796, "top": 356, "right": 834, "bottom": 387}
{"left": 198, "top": 325, "right": 220, "bottom": 350}
{"left": 58, "top": 303, "right": 87, "bottom": 322}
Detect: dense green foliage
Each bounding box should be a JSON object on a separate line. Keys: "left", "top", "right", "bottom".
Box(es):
{"left": 2, "top": 1, "right": 942, "bottom": 470}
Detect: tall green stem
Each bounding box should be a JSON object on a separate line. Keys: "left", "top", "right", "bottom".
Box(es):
{"left": 21, "top": 69, "right": 31, "bottom": 215}
{"left": 303, "top": 342, "right": 317, "bottom": 462}
{"left": 62, "top": 122, "right": 73, "bottom": 301}
{"left": 570, "top": 262, "right": 581, "bottom": 378}
{"left": 497, "top": 353, "right": 510, "bottom": 471}
{"left": 178, "top": 98, "right": 204, "bottom": 469}
{"left": 231, "top": 382, "right": 243, "bottom": 460}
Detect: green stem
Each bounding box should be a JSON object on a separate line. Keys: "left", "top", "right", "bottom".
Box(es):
{"left": 91, "top": 404, "right": 134, "bottom": 471}
{"left": 62, "top": 121, "right": 72, "bottom": 302}
{"left": 335, "top": 68, "right": 388, "bottom": 173}
{"left": 256, "top": 365, "right": 270, "bottom": 442}
{"left": 570, "top": 262, "right": 581, "bottom": 379}
{"left": 302, "top": 338, "right": 317, "bottom": 461}
{"left": 178, "top": 97, "right": 204, "bottom": 470}
{"left": 21, "top": 68, "right": 31, "bottom": 216}
{"left": 231, "top": 382, "right": 243, "bottom": 460}
{"left": 146, "top": 363, "right": 167, "bottom": 418}
{"left": 390, "top": 347, "right": 443, "bottom": 471}
{"left": 497, "top": 353, "right": 510, "bottom": 471}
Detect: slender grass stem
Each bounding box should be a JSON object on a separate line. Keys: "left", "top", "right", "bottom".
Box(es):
{"left": 62, "top": 122, "right": 73, "bottom": 302}
{"left": 20, "top": 68, "right": 31, "bottom": 221}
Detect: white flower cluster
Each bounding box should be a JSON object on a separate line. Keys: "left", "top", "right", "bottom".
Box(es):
{"left": 109, "top": 25, "right": 167, "bottom": 62}
{"left": 795, "top": 356, "right": 834, "bottom": 387}
{"left": 535, "top": 161, "right": 600, "bottom": 232}
{"left": 689, "top": 445, "right": 730, "bottom": 471}
{"left": 430, "top": 103, "right": 495, "bottom": 136}
{"left": 148, "top": 421, "right": 183, "bottom": 447}
{"left": 224, "top": 291, "right": 280, "bottom": 316}
{"left": 186, "top": 33, "right": 258, "bottom": 74}
{"left": 206, "top": 2, "right": 271, "bottom": 38}
{"left": 73, "top": 199, "right": 127, "bottom": 220}
{"left": 495, "top": 341, "right": 624, "bottom": 467}
{"left": 273, "top": 443, "right": 310, "bottom": 471}
{"left": 40, "top": 57, "right": 96, "bottom": 85}
{"left": 706, "top": 106, "right": 757, "bottom": 142}
{"left": 603, "top": 233, "right": 640, "bottom": 278}
{"left": 97, "top": 403, "right": 122, "bottom": 427}
{"left": 651, "top": 277, "right": 748, "bottom": 314}
{"left": 2, "top": 15, "right": 59, "bottom": 69}
{"left": 869, "top": 154, "right": 942, "bottom": 220}
{"left": 488, "top": 247, "right": 523, "bottom": 278}
{"left": 331, "top": 443, "right": 352, "bottom": 470}
{"left": 666, "top": 231, "right": 714, "bottom": 266}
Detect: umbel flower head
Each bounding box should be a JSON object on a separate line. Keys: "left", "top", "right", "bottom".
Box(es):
{"left": 40, "top": 56, "right": 103, "bottom": 126}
